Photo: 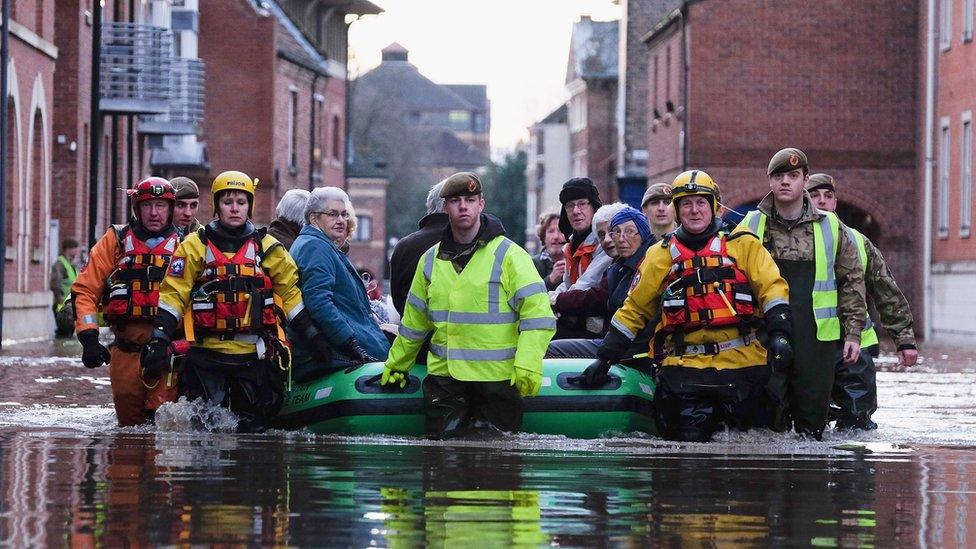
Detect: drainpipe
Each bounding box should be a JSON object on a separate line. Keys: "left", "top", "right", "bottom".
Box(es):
{"left": 679, "top": 6, "right": 689, "bottom": 170}
{"left": 922, "top": 0, "right": 936, "bottom": 340}
{"left": 0, "top": 0, "right": 10, "bottom": 341}
{"left": 87, "top": 0, "right": 103, "bottom": 246}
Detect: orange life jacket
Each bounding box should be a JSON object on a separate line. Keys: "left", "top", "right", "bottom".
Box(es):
{"left": 189, "top": 232, "right": 278, "bottom": 335}
{"left": 103, "top": 226, "right": 179, "bottom": 323}
{"left": 564, "top": 237, "right": 598, "bottom": 285}
{"left": 660, "top": 233, "right": 755, "bottom": 332}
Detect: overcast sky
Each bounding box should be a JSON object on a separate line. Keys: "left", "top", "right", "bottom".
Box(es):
{"left": 348, "top": 0, "right": 620, "bottom": 157}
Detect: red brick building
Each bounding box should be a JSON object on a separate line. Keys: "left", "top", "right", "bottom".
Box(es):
{"left": 3, "top": 0, "right": 57, "bottom": 342}
{"left": 642, "top": 0, "right": 921, "bottom": 314}
{"left": 346, "top": 157, "right": 388, "bottom": 281}
{"left": 566, "top": 16, "right": 619, "bottom": 203}
{"left": 928, "top": 0, "right": 976, "bottom": 339}
{"left": 196, "top": 0, "right": 379, "bottom": 224}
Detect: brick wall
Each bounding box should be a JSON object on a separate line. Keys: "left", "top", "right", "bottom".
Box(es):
{"left": 347, "top": 176, "right": 388, "bottom": 281}
{"left": 585, "top": 80, "right": 618, "bottom": 202}
{"left": 645, "top": 26, "right": 684, "bottom": 180}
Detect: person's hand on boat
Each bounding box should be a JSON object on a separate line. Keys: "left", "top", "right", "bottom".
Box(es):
{"left": 380, "top": 366, "right": 408, "bottom": 389}
{"left": 580, "top": 359, "right": 611, "bottom": 388}
{"left": 510, "top": 365, "right": 542, "bottom": 397}
{"left": 78, "top": 329, "right": 111, "bottom": 369}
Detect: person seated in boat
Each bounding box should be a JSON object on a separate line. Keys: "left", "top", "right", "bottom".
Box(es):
{"left": 289, "top": 186, "right": 391, "bottom": 381}
{"left": 141, "top": 171, "right": 330, "bottom": 433}
{"left": 267, "top": 188, "right": 310, "bottom": 251}
{"left": 580, "top": 170, "right": 794, "bottom": 442}
{"left": 380, "top": 172, "right": 556, "bottom": 439}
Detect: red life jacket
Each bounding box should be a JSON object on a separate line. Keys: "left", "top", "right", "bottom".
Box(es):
{"left": 103, "top": 226, "right": 179, "bottom": 323}
{"left": 190, "top": 233, "right": 279, "bottom": 335}
{"left": 564, "top": 238, "right": 597, "bottom": 285}
{"left": 660, "top": 233, "right": 755, "bottom": 332}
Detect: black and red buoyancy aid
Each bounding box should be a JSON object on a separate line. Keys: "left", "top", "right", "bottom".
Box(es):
{"left": 103, "top": 225, "right": 179, "bottom": 323}
{"left": 190, "top": 231, "right": 278, "bottom": 335}
{"left": 660, "top": 232, "right": 755, "bottom": 332}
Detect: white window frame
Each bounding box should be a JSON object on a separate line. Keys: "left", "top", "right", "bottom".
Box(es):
{"left": 942, "top": 0, "right": 954, "bottom": 51}
{"left": 354, "top": 215, "right": 372, "bottom": 241}
{"left": 966, "top": 0, "right": 974, "bottom": 41}
{"left": 962, "top": 112, "right": 973, "bottom": 237}
{"left": 288, "top": 86, "right": 299, "bottom": 172}
{"left": 940, "top": 117, "right": 951, "bottom": 238}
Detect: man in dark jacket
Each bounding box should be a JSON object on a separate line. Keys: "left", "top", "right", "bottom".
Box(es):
{"left": 390, "top": 180, "right": 449, "bottom": 316}
{"left": 268, "top": 189, "right": 310, "bottom": 250}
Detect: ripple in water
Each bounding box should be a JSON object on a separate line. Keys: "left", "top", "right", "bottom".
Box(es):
{"left": 153, "top": 397, "right": 240, "bottom": 433}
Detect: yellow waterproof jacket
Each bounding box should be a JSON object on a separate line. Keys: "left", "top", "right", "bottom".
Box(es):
{"left": 386, "top": 235, "right": 556, "bottom": 381}
{"left": 610, "top": 231, "right": 789, "bottom": 370}
{"left": 157, "top": 226, "right": 305, "bottom": 355}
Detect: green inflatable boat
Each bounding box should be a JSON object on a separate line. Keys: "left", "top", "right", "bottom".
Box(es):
{"left": 273, "top": 359, "right": 657, "bottom": 439}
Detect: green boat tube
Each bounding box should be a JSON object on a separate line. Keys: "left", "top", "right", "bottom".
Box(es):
{"left": 273, "top": 359, "right": 657, "bottom": 439}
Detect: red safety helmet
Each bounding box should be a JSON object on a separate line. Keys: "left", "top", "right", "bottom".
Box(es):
{"left": 129, "top": 177, "right": 176, "bottom": 222}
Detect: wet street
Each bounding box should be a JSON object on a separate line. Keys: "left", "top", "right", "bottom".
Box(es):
{"left": 0, "top": 340, "right": 974, "bottom": 546}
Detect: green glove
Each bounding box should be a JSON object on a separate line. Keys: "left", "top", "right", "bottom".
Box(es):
{"left": 380, "top": 365, "right": 408, "bottom": 389}
{"left": 510, "top": 365, "right": 542, "bottom": 397}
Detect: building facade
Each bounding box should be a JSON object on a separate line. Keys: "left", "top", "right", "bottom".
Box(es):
{"left": 524, "top": 104, "right": 570, "bottom": 251}
{"left": 641, "top": 0, "right": 921, "bottom": 319}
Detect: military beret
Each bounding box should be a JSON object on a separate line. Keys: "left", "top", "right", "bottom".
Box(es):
{"left": 169, "top": 176, "right": 200, "bottom": 199}
{"left": 767, "top": 147, "right": 809, "bottom": 176}
{"left": 806, "top": 173, "right": 836, "bottom": 193}
{"left": 439, "top": 172, "right": 482, "bottom": 198}
{"left": 641, "top": 182, "right": 673, "bottom": 206}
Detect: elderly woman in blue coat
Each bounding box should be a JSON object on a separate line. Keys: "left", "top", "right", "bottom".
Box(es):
{"left": 289, "top": 186, "right": 391, "bottom": 380}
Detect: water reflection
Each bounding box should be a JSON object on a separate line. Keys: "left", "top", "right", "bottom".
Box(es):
{"left": 0, "top": 430, "right": 973, "bottom": 546}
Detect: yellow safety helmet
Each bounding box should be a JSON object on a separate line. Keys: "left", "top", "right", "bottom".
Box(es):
{"left": 210, "top": 170, "right": 259, "bottom": 217}
{"left": 671, "top": 170, "right": 721, "bottom": 215}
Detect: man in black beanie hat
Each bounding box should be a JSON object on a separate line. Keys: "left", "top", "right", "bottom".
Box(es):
{"left": 552, "top": 177, "right": 611, "bottom": 339}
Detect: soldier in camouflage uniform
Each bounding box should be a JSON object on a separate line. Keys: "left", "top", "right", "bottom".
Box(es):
{"left": 734, "top": 148, "right": 866, "bottom": 439}
{"left": 806, "top": 173, "right": 918, "bottom": 430}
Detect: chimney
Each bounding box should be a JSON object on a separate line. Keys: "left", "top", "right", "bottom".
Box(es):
{"left": 381, "top": 42, "right": 409, "bottom": 62}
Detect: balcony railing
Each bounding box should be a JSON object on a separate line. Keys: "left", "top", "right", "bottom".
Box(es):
{"left": 139, "top": 58, "right": 205, "bottom": 135}
{"left": 100, "top": 23, "right": 173, "bottom": 115}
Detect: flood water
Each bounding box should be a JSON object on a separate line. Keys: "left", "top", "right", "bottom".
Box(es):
{"left": 1, "top": 340, "right": 974, "bottom": 546}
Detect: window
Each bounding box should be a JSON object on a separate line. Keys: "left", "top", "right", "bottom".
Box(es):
{"left": 448, "top": 110, "right": 471, "bottom": 132}
{"left": 939, "top": 118, "right": 951, "bottom": 237}
{"left": 966, "top": 0, "right": 974, "bottom": 41}
{"left": 535, "top": 131, "right": 544, "bottom": 155}
{"left": 331, "top": 115, "right": 341, "bottom": 161}
{"left": 536, "top": 162, "right": 546, "bottom": 185}
{"left": 354, "top": 215, "right": 372, "bottom": 241}
{"left": 288, "top": 87, "right": 298, "bottom": 172}
{"left": 942, "top": 0, "right": 953, "bottom": 51}
{"left": 652, "top": 54, "right": 659, "bottom": 115}
{"left": 473, "top": 113, "right": 487, "bottom": 133}
{"left": 665, "top": 45, "right": 672, "bottom": 103}
{"left": 962, "top": 113, "right": 973, "bottom": 236}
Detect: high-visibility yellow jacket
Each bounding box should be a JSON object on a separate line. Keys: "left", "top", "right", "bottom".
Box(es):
{"left": 610, "top": 231, "right": 789, "bottom": 370}
{"left": 843, "top": 227, "right": 879, "bottom": 348}
{"left": 386, "top": 235, "right": 556, "bottom": 381}
{"left": 157, "top": 225, "right": 305, "bottom": 356}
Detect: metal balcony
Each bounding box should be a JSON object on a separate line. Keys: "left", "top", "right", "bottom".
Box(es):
{"left": 100, "top": 23, "right": 172, "bottom": 115}
{"left": 139, "top": 58, "right": 205, "bottom": 135}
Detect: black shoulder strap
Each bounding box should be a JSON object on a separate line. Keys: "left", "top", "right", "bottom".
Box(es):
{"left": 726, "top": 231, "right": 759, "bottom": 242}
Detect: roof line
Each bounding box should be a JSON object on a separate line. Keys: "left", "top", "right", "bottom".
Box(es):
{"left": 263, "top": 0, "right": 331, "bottom": 74}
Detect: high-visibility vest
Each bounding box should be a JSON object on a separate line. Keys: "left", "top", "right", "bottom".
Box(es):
{"left": 400, "top": 236, "right": 555, "bottom": 381}
{"left": 55, "top": 255, "right": 78, "bottom": 310}
{"left": 741, "top": 210, "right": 841, "bottom": 341}
{"left": 844, "top": 227, "right": 880, "bottom": 348}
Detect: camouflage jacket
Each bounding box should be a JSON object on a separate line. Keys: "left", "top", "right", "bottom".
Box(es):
{"left": 862, "top": 234, "right": 916, "bottom": 348}
{"left": 749, "top": 192, "right": 867, "bottom": 343}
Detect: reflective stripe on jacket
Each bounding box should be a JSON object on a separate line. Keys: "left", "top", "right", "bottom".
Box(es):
{"left": 386, "top": 235, "right": 556, "bottom": 381}
{"left": 740, "top": 210, "right": 842, "bottom": 341}
{"left": 844, "top": 227, "right": 879, "bottom": 348}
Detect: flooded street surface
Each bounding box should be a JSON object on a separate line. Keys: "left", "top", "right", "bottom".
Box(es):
{"left": 0, "top": 340, "right": 974, "bottom": 546}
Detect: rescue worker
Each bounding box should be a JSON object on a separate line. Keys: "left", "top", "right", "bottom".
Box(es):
{"left": 734, "top": 148, "right": 867, "bottom": 439}
{"left": 267, "top": 188, "right": 310, "bottom": 251}
{"left": 807, "top": 173, "right": 918, "bottom": 430}
{"left": 170, "top": 176, "right": 202, "bottom": 237}
{"left": 641, "top": 182, "right": 677, "bottom": 240}
{"left": 582, "top": 171, "right": 792, "bottom": 441}
{"left": 50, "top": 237, "right": 80, "bottom": 337}
{"left": 552, "top": 177, "right": 612, "bottom": 339}
{"left": 71, "top": 177, "right": 181, "bottom": 426}
{"left": 141, "top": 170, "right": 329, "bottom": 433}
{"left": 380, "top": 172, "right": 556, "bottom": 439}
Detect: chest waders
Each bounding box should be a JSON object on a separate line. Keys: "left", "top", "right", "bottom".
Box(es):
{"left": 771, "top": 259, "right": 840, "bottom": 438}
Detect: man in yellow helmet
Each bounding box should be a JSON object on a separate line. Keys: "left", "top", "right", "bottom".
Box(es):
{"left": 380, "top": 172, "right": 556, "bottom": 439}
{"left": 807, "top": 173, "right": 917, "bottom": 430}
{"left": 142, "top": 170, "right": 331, "bottom": 432}
{"left": 582, "top": 170, "right": 792, "bottom": 442}
{"left": 734, "top": 149, "right": 867, "bottom": 439}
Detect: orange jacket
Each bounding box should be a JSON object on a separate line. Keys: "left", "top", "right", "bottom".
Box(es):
{"left": 72, "top": 228, "right": 124, "bottom": 333}
{"left": 563, "top": 239, "right": 598, "bottom": 286}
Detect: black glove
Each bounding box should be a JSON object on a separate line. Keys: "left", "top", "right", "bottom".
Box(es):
{"left": 311, "top": 333, "right": 333, "bottom": 364}
{"left": 767, "top": 331, "right": 793, "bottom": 373}
{"left": 140, "top": 329, "right": 172, "bottom": 382}
{"left": 596, "top": 325, "right": 632, "bottom": 364}
{"left": 340, "top": 337, "right": 374, "bottom": 363}
{"left": 78, "top": 329, "right": 110, "bottom": 369}
{"left": 580, "top": 359, "right": 611, "bottom": 388}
